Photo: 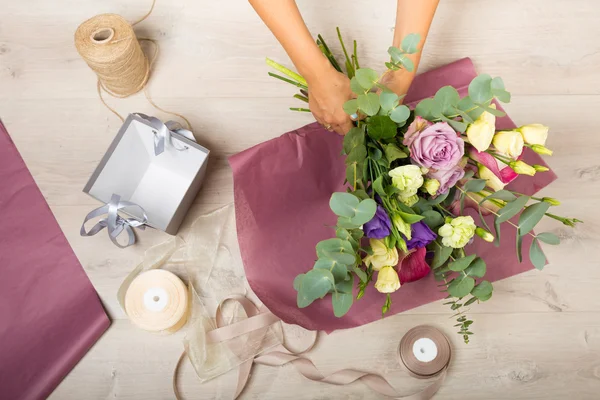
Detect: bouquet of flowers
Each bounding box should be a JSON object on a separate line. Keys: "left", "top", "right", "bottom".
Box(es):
{"left": 267, "top": 30, "right": 581, "bottom": 342}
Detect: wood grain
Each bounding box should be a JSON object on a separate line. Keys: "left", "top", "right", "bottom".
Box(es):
{"left": 1, "top": 0, "right": 599, "bottom": 398}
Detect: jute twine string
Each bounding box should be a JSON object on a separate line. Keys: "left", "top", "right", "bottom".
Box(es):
{"left": 74, "top": 0, "right": 191, "bottom": 130}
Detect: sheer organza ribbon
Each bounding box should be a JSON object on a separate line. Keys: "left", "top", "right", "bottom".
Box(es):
{"left": 80, "top": 193, "right": 147, "bottom": 248}
{"left": 173, "top": 293, "right": 449, "bottom": 400}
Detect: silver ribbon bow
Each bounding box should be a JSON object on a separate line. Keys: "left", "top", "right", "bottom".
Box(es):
{"left": 80, "top": 194, "right": 148, "bottom": 248}
{"left": 135, "top": 113, "right": 195, "bottom": 156}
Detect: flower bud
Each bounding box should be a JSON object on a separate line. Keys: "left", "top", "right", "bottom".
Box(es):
{"left": 542, "top": 197, "right": 561, "bottom": 206}
{"left": 475, "top": 227, "right": 494, "bottom": 242}
{"left": 422, "top": 178, "right": 440, "bottom": 196}
{"left": 493, "top": 130, "right": 524, "bottom": 158}
{"left": 518, "top": 124, "right": 549, "bottom": 146}
{"left": 374, "top": 266, "right": 401, "bottom": 294}
{"left": 533, "top": 164, "right": 549, "bottom": 172}
{"left": 509, "top": 160, "right": 536, "bottom": 176}
{"left": 531, "top": 144, "right": 553, "bottom": 156}
{"left": 400, "top": 194, "right": 419, "bottom": 207}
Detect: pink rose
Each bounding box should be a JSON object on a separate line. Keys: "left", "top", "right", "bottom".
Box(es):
{"left": 428, "top": 165, "right": 465, "bottom": 195}
{"left": 406, "top": 122, "right": 465, "bottom": 169}
{"left": 403, "top": 116, "right": 431, "bottom": 147}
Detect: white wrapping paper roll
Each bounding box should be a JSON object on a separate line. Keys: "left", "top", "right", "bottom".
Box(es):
{"left": 124, "top": 269, "right": 189, "bottom": 333}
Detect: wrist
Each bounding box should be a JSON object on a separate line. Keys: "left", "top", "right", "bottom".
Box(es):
{"left": 297, "top": 52, "right": 335, "bottom": 82}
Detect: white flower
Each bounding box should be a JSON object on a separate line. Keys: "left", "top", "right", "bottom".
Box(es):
{"left": 363, "top": 239, "right": 399, "bottom": 271}
{"left": 389, "top": 165, "right": 424, "bottom": 199}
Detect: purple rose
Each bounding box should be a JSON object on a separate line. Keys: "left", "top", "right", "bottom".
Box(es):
{"left": 428, "top": 165, "right": 465, "bottom": 195}
{"left": 405, "top": 221, "right": 437, "bottom": 250}
{"left": 364, "top": 205, "right": 391, "bottom": 239}
{"left": 407, "top": 122, "right": 464, "bottom": 169}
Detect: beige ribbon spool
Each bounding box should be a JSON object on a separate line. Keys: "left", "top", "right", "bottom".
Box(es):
{"left": 173, "top": 292, "right": 451, "bottom": 400}
{"left": 124, "top": 269, "right": 189, "bottom": 333}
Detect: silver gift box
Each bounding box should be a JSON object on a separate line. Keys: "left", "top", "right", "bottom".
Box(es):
{"left": 83, "top": 114, "right": 209, "bottom": 235}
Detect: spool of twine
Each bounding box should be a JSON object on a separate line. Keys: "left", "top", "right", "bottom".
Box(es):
{"left": 124, "top": 269, "right": 189, "bottom": 333}
{"left": 75, "top": 14, "right": 150, "bottom": 98}
{"left": 73, "top": 1, "right": 191, "bottom": 129}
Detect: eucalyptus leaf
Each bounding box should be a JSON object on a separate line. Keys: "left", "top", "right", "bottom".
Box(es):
{"left": 482, "top": 105, "right": 506, "bottom": 117}
{"left": 399, "top": 55, "right": 415, "bottom": 72}
{"left": 329, "top": 192, "right": 360, "bottom": 218}
{"left": 529, "top": 239, "right": 546, "bottom": 270}
{"left": 355, "top": 68, "right": 379, "bottom": 90}
{"left": 299, "top": 268, "right": 334, "bottom": 305}
{"left": 343, "top": 99, "right": 359, "bottom": 115}
{"left": 314, "top": 259, "right": 348, "bottom": 282}
{"left": 516, "top": 228, "right": 523, "bottom": 262}
{"left": 448, "top": 276, "right": 475, "bottom": 298}
{"left": 468, "top": 74, "right": 493, "bottom": 104}
{"left": 536, "top": 232, "right": 560, "bottom": 245}
{"left": 387, "top": 46, "right": 404, "bottom": 63}
{"left": 389, "top": 105, "right": 410, "bottom": 124}
{"left": 448, "top": 254, "right": 477, "bottom": 272}
{"left": 414, "top": 98, "right": 441, "bottom": 120}
{"left": 336, "top": 228, "right": 352, "bottom": 241}
{"left": 337, "top": 216, "right": 360, "bottom": 229}
{"left": 434, "top": 86, "right": 460, "bottom": 114}
{"left": 368, "top": 115, "right": 397, "bottom": 139}
{"left": 316, "top": 238, "right": 355, "bottom": 265}
{"left": 445, "top": 118, "right": 468, "bottom": 133}
{"left": 293, "top": 274, "right": 304, "bottom": 291}
{"left": 350, "top": 76, "right": 364, "bottom": 95}
{"left": 358, "top": 92, "right": 380, "bottom": 116}
{"left": 518, "top": 202, "right": 550, "bottom": 235}
{"left": 497, "top": 196, "right": 530, "bottom": 223}
{"left": 432, "top": 244, "right": 453, "bottom": 268}
{"left": 332, "top": 292, "right": 353, "bottom": 317}
{"left": 401, "top": 33, "right": 421, "bottom": 53}
{"left": 335, "top": 275, "right": 354, "bottom": 293}
{"left": 465, "top": 258, "right": 486, "bottom": 278}
{"left": 471, "top": 280, "right": 493, "bottom": 299}
{"left": 493, "top": 216, "right": 502, "bottom": 246}
{"left": 380, "top": 91, "right": 400, "bottom": 111}
{"left": 350, "top": 198, "right": 378, "bottom": 225}
{"left": 384, "top": 143, "right": 408, "bottom": 162}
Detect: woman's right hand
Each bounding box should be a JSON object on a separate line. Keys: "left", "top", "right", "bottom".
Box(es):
{"left": 305, "top": 66, "right": 355, "bottom": 136}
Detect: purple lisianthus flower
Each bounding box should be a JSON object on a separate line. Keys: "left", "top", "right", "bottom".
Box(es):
{"left": 407, "top": 122, "right": 464, "bottom": 169}
{"left": 406, "top": 221, "right": 437, "bottom": 250}
{"left": 364, "top": 205, "right": 392, "bottom": 239}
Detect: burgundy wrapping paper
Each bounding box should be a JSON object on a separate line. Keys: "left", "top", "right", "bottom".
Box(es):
{"left": 230, "top": 58, "right": 557, "bottom": 331}
{"left": 0, "top": 121, "right": 110, "bottom": 399}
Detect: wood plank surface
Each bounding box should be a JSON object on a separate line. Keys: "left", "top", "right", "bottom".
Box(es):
{"left": 1, "top": 0, "right": 599, "bottom": 398}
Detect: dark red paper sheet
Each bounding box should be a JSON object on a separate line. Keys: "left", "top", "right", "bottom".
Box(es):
{"left": 230, "top": 58, "right": 557, "bottom": 331}
{"left": 0, "top": 121, "right": 110, "bottom": 399}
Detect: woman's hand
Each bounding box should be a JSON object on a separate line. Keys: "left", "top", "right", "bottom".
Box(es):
{"left": 306, "top": 66, "right": 355, "bottom": 135}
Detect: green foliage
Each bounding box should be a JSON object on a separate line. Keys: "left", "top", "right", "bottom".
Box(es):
{"left": 357, "top": 92, "right": 380, "bottom": 116}
{"left": 355, "top": 68, "right": 379, "bottom": 91}
{"left": 529, "top": 239, "right": 546, "bottom": 270}
{"left": 368, "top": 116, "right": 397, "bottom": 140}
{"left": 518, "top": 202, "right": 550, "bottom": 235}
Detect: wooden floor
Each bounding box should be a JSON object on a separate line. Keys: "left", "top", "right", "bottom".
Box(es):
{"left": 2, "top": 0, "right": 600, "bottom": 398}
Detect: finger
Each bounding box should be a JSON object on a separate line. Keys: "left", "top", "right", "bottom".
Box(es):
{"left": 338, "top": 119, "right": 354, "bottom": 135}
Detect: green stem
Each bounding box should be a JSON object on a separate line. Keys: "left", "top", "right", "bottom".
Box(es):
{"left": 336, "top": 27, "right": 353, "bottom": 76}
{"left": 290, "top": 107, "right": 311, "bottom": 112}
{"left": 266, "top": 58, "right": 308, "bottom": 86}
{"left": 353, "top": 40, "right": 360, "bottom": 69}
{"left": 268, "top": 72, "right": 308, "bottom": 90}
{"left": 457, "top": 187, "right": 536, "bottom": 239}
{"left": 293, "top": 94, "right": 309, "bottom": 103}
